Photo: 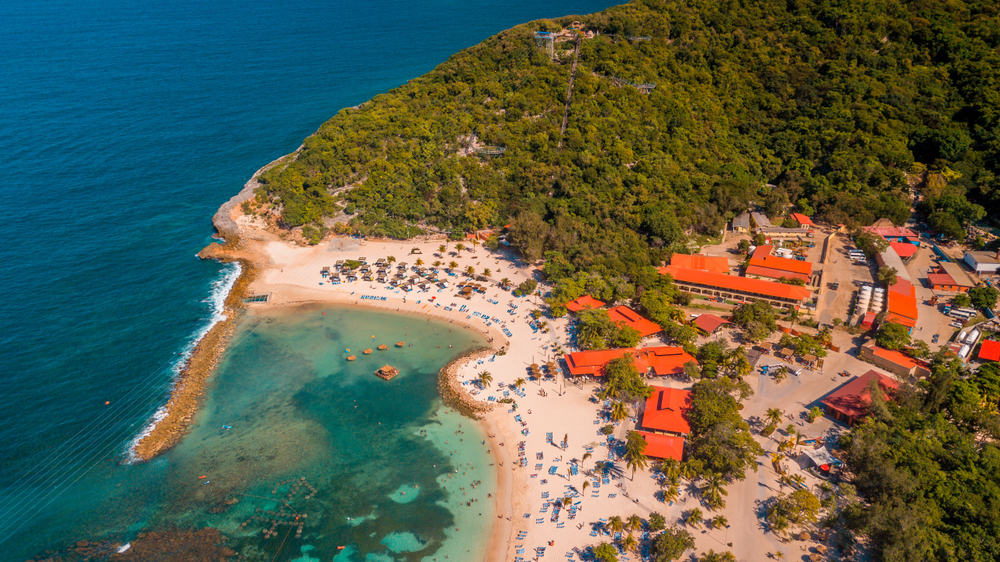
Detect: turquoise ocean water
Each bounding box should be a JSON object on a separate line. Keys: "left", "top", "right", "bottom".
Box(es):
{"left": 0, "top": 0, "right": 612, "bottom": 558}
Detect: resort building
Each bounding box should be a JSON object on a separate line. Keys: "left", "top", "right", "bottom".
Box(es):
{"left": 927, "top": 263, "right": 977, "bottom": 293}
{"left": 637, "top": 386, "right": 692, "bottom": 460}
{"left": 964, "top": 250, "right": 1000, "bottom": 274}
{"left": 563, "top": 346, "right": 696, "bottom": 378}
{"left": 665, "top": 253, "right": 730, "bottom": 274}
{"left": 865, "top": 221, "right": 920, "bottom": 244}
{"left": 885, "top": 279, "right": 918, "bottom": 332}
{"left": 821, "top": 370, "right": 900, "bottom": 425}
{"left": 889, "top": 241, "right": 918, "bottom": 261}
{"left": 751, "top": 211, "right": 771, "bottom": 228}
{"left": 607, "top": 305, "right": 662, "bottom": 338}
{"left": 691, "top": 313, "right": 729, "bottom": 335}
{"left": 732, "top": 212, "right": 751, "bottom": 233}
{"left": 563, "top": 294, "right": 605, "bottom": 313}
{"left": 791, "top": 213, "right": 815, "bottom": 228}
{"left": 758, "top": 226, "right": 813, "bottom": 238}
{"left": 875, "top": 246, "right": 912, "bottom": 284}
{"left": 859, "top": 344, "right": 930, "bottom": 378}
{"left": 660, "top": 265, "right": 811, "bottom": 309}
{"left": 978, "top": 340, "right": 1000, "bottom": 362}
{"left": 745, "top": 245, "right": 813, "bottom": 283}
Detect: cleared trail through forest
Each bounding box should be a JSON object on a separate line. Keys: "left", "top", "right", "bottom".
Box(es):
{"left": 557, "top": 36, "right": 582, "bottom": 148}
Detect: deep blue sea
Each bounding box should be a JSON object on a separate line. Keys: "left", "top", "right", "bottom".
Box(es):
{"left": 0, "top": 0, "right": 613, "bottom": 559}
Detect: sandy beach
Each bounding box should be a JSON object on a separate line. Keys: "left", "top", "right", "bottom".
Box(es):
{"left": 135, "top": 167, "right": 706, "bottom": 560}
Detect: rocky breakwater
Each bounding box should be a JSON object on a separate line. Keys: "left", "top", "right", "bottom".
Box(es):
{"left": 436, "top": 342, "right": 508, "bottom": 419}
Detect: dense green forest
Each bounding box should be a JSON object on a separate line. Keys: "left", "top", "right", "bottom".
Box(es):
{"left": 840, "top": 357, "right": 1000, "bottom": 560}
{"left": 255, "top": 0, "right": 998, "bottom": 283}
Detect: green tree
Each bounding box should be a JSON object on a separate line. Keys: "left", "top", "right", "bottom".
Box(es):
{"left": 766, "top": 489, "right": 821, "bottom": 533}
{"left": 685, "top": 508, "right": 703, "bottom": 527}
{"left": 624, "top": 430, "right": 649, "bottom": 479}
{"left": 700, "top": 472, "right": 728, "bottom": 510}
{"left": 600, "top": 356, "right": 651, "bottom": 402}
{"left": 593, "top": 542, "right": 618, "bottom": 562}
{"left": 650, "top": 527, "right": 695, "bottom": 561}
{"left": 855, "top": 232, "right": 889, "bottom": 259}
{"left": 876, "top": 322, "right": 911, "bottom": 350}
{"left": 609, "top": 400, "right": 629, "bottom": 422}
{"left": 648, "top": 512, "right": 666, "bottom": 532}
{"left": 969, "top": 286, "right": 999, "bottom": 310}
{"left": 698, "top": 550, "right": 737, "bottom": 562}
{"left": 685, "top": 378, "right": 763, "bottom": 480}
{"left": 477, "top": 371, "right": 493, "bottom": 388}
{"left": 877, "top": 266, "right": 898, "bottom": 287}
{"left": 731, "top": 301, "right": 778, "bottom": 341}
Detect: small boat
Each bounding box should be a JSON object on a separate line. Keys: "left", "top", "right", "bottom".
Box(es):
{"left": 395, "top": 341, "right": 405, "bottom": 347}
{"left": 363, "top": 348, "right": 373, "bottom": 355}
{"left": 346, "top": 355, "right": 357, "bottom": 361}
{"left": 375, "top": 365, "right": 399, "bottom": 381}
{"left": 377, "top": 344, "right": 388, "bottom": 350}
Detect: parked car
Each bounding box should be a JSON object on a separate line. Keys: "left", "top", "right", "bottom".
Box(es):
{"left": 932, "top": 334, "right": 940, "bottom": 343}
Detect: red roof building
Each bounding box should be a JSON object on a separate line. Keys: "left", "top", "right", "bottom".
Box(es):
{"left": 821, "top": 370, "right": 900, "bottom": 425}
{"left": 859, "top": 344, "right": 929, "bottom": 378}
{"left": 640, "top": 386, "right": 692, "bottom": 434}
{"left": 564, "top": 294, "right": 605, "bottom": 312}
{"left": 885, "top": 279, "right": 918, "bottom": 330}
{"left": 692, "top": 313, "right": 729, "bottom": 334}
{"left": 665, "top": 253, "right": 730, "bottom": 274}
{"left": 564, "top": 347, "right": 696, "bottom": 377}
{"left": 889, "top": 241, "right": 918, "bottom": 260}
{"left": 791, "top": 213, "right": 815, "bottom": 227}
{"left": 746, "top": 245, "right": 813, "bottom": 282}
{"left": 979, "top": 340, "right": 1000, "bottom": 362}
{"left": 607, "top": 305, "right": 662, "bottom": 338}
{"left": 865, "top": 224, "right": 919, "bottom": 242}
{"left": 637, "top": 431, "right": 684, "bottom": 460}
{"left": 660, "top": 265, "right": 811, "bottom": 308}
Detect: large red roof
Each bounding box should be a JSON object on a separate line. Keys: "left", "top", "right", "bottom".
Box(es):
{"left": 641, "top": 386, "right": 692, "bottom": 434}
{"left": 979, "top": 340, "right": 1000, "bottom": 362}
{"left": 870, "top": 345, "right": 918, "bottom": 369}
{"left": 607, "top": 306, "right": 662, "bottom": 337}
{"left": 564, "top": 294, "right": 605, "bottom": 312}
{"left": 637, "top": 431, "right": 684, "bottom": 461}
{"left": 821, "top": 370, "right": 900, "bottom": 421}
{"left": 692, "top": 313, "right": 729, "bottom": 334}
{"left": 889, "top": 242, "right": 918, "bottom": 259}
{"left": 564, "top": 346, "right": 696, "bottom": 377}
{"left": 667, "top": 253, "right": 730, "bottom": 274}
{"left": 661, "top": 265, "right": 811, "bottom": 301}
{"left": 886, "top": 279, "right": 918, "bottom": 327}
{"left": 927, "top": 272, "right": 957, "bottom": 287}
{"left": 866, "top": 225, "right": 917, "bottom": 238}
{"left": 791, "top": 213, "right": 815, "bottom": 226}
{"left": 748, "top": 246, "right": 813, "bottom": 280}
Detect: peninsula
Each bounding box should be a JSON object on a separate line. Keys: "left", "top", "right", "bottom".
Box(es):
{"left": 138, "top": 0, "right": 1000, "bottom": 560}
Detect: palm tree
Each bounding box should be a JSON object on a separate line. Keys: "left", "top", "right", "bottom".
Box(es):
{"left": 513, "top": 377, "right": 526, "bottom": 388}
{"left": 582, "top": 480, "right": 590, "bottom": 494}
{"left": 685, "top": 508, "right": 703, "bottom": 527}
{"left": 607, "top": 515, "right": 625, "bottom": 535}
{"left": 562, "top": 496, "right": 573, "bottom": 507}
{"left": 449, "top": 260, "right": 458, "bottom": 269}
{"left": 466, "top": 265, "right": 475, "bottom": 275}
{"left": 500, "top": 277, "right": 511, "bottom": 289}
{"left": 456, "top": 243, "right": 465, "bottom": 252}
{"left": 438, "top": 244, "right": 446, "bottom": 253}
{"left": 582, "top": 451, "right": 592, "bottom": 465}
{"left": 387, "top": 255, "right": 396, "bottom": 263}
{"left": 659, "top": 458, "right": 681, "bottom": 482}
{"left": 626, "top": 514, "right": 644, "bottom": 535}
{"left": 483, "top": 268, "right": 492, "bottom": 277}
{"left": 477, "top": 371, "right": 493, "bottom": 388}
{"left": 415, "top": 258, "right": 424, "bottom": 266}
{"left": 624, "top": 431, "right": 649, "bottom": 480}
{"left": 765, "top": 408, "right": 783, "bottom": 427}
{"left": 433, "top": 260, "right": 442, "bottom": 267}
{"left": 701, "top": 472, "right": 728, "bottom": 510}
{"left": 609, "top": 401, "right": 629, "bottom": 422}
{"left": 711, "top": 515, "right": 729, "bottom": 529}
{"left": 619, "top": 533, "right": 638, "bottom": 555}
{"left": 662, "top": 482, "right": 680, "bottom": 504}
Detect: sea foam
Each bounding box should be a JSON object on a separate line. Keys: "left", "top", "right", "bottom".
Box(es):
{"left": 124, "top": 261, "right": 242, "bottom": 462}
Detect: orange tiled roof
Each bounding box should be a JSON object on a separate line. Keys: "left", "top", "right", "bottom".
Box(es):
{"left": 870, "top": 345, "right": 918, "bottom": 369}
{"left": 822, "top": 370, "right": 900, "bottom": 421}
{"left": 791, "top": 213, "right": 814, "bottom": 226}
{"left": 747, "top": 246, "right": 813, "bottom": 279}
{"left": 641, "top": 386, "right": 692, "bottom": 434}
{"left": 661, "top": 265, "right": 811, "bottom": 301}
{"left": 886, "top": 279, "right": 918, "bottom": 327}
{"left": 564, "top": 295, "right": 605, "bottom": 312}
{"left": 563, "top": 346, "right": 696, "bottom": 377}
{"left": 889, "top": 242, "right": 918, "bottom": 259}
{"left": 692, "top": 313, "right": 728, "bottom": 334}
{"left": 607, "top": 306, "right": 662, "bottom": 337}
{"left": 979, "top": 340, "right": 1000, "bottom": 362}
{"left": 667, "top": 253, "right": 730, "bottom": 274}
{"left": 637, "top": 431, "right": 684, "bottom": 460}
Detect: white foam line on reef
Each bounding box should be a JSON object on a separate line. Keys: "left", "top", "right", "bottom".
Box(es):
{"left": 124, "top": 260, "right": 242, "bottom": 463}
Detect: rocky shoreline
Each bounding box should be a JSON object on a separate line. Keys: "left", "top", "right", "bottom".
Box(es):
{"left": 436, "top": 346, "right": 504, "bottom": 419}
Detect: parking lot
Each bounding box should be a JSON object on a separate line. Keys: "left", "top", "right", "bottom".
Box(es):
{"left": 816, "top": 233, "right": 874, "bottom": 325}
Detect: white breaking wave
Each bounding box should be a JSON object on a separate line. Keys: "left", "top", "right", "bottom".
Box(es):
{"left": 124, "top": 260, "right": 243, "bottom": 462}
